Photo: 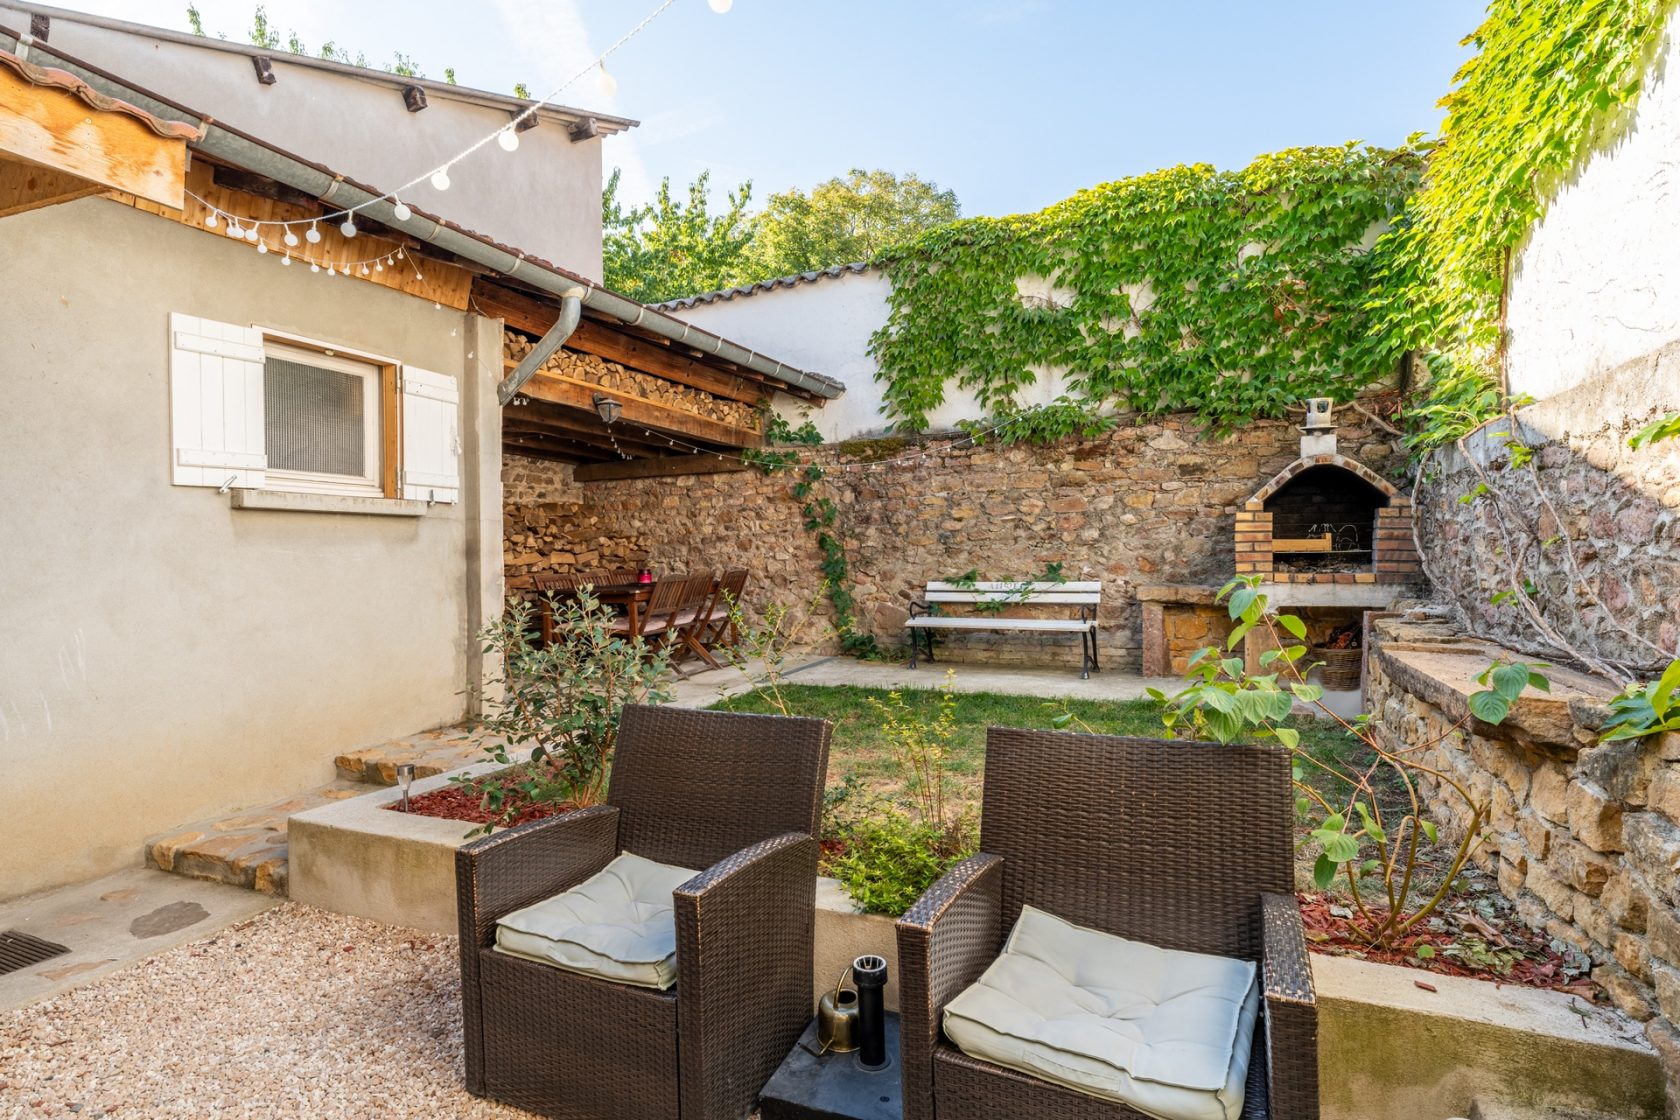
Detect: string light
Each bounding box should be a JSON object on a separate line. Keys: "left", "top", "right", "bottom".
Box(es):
{"left": 190, "top": 0, "right": 690, "bottom": 237}
{"left": 596, "top": 63, "right": 618, "bottom": 97}
{"left": 341, "top": 218, "right": 358, "bottom": 238}
{"left": 392, "top": 200, "right": 412, "bottom": 222}
{"left": 708, "top": 0, "right": 733, "bottom": 11}
{"left": 305, "top": 222, "right": 322, "bottom": 244}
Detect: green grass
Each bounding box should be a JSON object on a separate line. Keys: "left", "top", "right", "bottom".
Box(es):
{"left": 709, "top": 683, "right": 1364, "bottom": 812}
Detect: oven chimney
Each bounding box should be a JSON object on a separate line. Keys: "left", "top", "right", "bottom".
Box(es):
{"left": 1301, "top": 397, "right": 1336, "bottom": 457}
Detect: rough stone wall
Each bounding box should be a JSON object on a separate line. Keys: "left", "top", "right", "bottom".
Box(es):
{"left": 1366, "top": 615, "right": 1680, "bottom": 1056}
{"left": 501, "top": 409, "right": 1407, "bottom": 669}
{"left": 1416, "top": 345, "right": 1680, "bottom": 675}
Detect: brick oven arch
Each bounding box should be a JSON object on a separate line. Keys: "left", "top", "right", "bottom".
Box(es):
{"left": 1247, "top": 453, "right": 1399, "bottom": 506}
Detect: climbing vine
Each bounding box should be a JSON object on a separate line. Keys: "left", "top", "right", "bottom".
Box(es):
{"left": 1375, "top": 0, "right": 1680, "bottom": 451}
{"left": 870, "top": 143, "right": 1424, "bottom": 437}
{"left": 745, "top": 415, "right": 879, "bottom": 657}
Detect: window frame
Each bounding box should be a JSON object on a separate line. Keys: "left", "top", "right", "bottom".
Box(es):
{"left": 257, "top": 331, "right": 401, "bottom": 499}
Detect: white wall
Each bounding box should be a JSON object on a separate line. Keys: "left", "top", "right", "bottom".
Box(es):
{"left": 1506, "top": 10, "right": 1680, "bottom": 403}
{"left": 0, "top": 199, "right": 500, "bottom": 899}
{"left": 1, "top": 3, "right": 613, "bottom": 278}
{"left": 668, "top": 269, "right": 1075, "bottom": 441}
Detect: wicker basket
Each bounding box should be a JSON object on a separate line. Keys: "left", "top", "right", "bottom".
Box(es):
{"left": 1314, "top": 646, "right": 1363, "bottom": 690}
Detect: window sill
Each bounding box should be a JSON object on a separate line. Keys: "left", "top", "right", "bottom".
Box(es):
{"left": 229, "top": 489, "right": 431, "bottom": 517}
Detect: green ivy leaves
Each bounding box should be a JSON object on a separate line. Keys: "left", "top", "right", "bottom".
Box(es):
{"left": 870, "top": 143, "right": 1423, "bottom": 435}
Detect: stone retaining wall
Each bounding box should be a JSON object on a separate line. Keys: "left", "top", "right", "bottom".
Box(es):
{"left": 1366, "top": 614, "right": 1680, "bottom": 1072}
{"left": 502, "top": 410, "right": 1407, "bottom": 669}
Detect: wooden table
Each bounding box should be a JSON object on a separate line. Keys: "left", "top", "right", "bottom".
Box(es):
{"left": 538, "top": 582, "right": 651, "bottom": 646}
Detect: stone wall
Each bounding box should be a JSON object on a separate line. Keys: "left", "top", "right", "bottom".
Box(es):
{"left": 1416, "top": 345, "right": 1680, "bottom": 675}
{"left": 1366, "top": 614, "right": 1680, "bottom": 1065}
{"left": 501, "top": 407, "right": 1408, "bottom": 669}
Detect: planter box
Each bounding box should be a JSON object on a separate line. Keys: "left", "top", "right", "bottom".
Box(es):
{"left": 1313, "top": 953, "right": 1662, "bottom": 1120}
{"left": 289, "top": 766, "right": 905, "bottom": 1012}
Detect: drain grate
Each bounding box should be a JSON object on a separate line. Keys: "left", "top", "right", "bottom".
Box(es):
{"left": 0, "top": 929, "right": 70, "bottom": 976}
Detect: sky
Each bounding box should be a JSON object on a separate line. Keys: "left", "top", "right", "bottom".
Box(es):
{"left": 59, "top": 0, "right": 1486, "bottom": 218}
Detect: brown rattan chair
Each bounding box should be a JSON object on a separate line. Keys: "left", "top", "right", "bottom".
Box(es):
{"left": 896, "top": 727, "right": 1317, "bottom": 1120}
{"left": 457, "top": 704, "right": 833, "bottom": 1120}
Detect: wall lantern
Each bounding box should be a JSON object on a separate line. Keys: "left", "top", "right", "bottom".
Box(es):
{"left": 593, "top": 394, "right": 623, "bottom": 425}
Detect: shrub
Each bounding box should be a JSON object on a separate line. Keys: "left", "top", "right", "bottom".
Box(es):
{"left": 466, "top": 590, "right": 670, "bottom": 833}
{"left": 828, "top": 810, "right": 967, "bottom": 917}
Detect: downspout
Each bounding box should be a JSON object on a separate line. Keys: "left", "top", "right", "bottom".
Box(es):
{"left": 0, "top": 23, "right": 845, "bottom": 401}
{"left": 497, "top": 289, "right": 582, "bottom": 405}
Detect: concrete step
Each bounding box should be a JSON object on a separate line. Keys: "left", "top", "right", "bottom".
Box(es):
{"left": 146, "top": 782, "right": 367, "bottom": 895}
{"left": 333, "top": 724, "right": 490, "bottom": 785}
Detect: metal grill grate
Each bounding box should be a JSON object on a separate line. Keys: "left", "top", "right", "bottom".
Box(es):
{"left": 0, "top": 929, "right": 70, "bottom": 976}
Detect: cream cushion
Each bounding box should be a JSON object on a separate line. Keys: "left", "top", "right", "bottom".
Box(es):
{"left": 943, "top": 905, "right": 1260, "bottom": 1120}
{"left": 494, "top": 851, "right": 700, "bottom": 990}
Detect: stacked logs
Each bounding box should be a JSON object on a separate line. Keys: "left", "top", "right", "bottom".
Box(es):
{"left": 504, "top": 329, "right": 760, "bottom": 430}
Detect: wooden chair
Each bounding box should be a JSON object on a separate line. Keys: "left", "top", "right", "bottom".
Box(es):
{"left": 609, "top": 576, "right": 687, "bottom": 662}
{"left": 668, "top": 571, "right": 723, "bottom": 673}
{"left": 457, "top": 705, "right": 833, "bottom": 1120}
{"left": 532, "top": 574, "right": 580, "bottom": 646}
{"left": 698, "top": 568, "right": 749, "bottom": 652}
{"left": 896, "top": 727, "right": 1317, "bottom": 1120}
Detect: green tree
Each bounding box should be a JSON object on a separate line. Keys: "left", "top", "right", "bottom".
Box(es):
{"left": 601, "top": 168, "right": 756, "bottom": 303}
{"left": 744, "top": 168, "right": 959, "bottom": 279}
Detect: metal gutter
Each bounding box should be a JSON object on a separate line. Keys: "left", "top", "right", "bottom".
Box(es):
{"left": 0, "top": 25, "right": 845, "bottom": 401}
{"left": 498, "top": 293, "right": 582, "bottom": 406}
{"left": 0, "top": 0, "right": 636, "bottom": 133}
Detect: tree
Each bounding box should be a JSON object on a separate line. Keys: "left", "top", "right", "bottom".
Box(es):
{"left": 601, "top": 169, "right": 757, "bottom": 304}
{"left": 743, "top": 169, "right": 960, "bottom": 279}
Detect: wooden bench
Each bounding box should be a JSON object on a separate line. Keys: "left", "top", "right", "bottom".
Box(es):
{"left": 905, "top": 581, "right": 1103, "bottom": 678}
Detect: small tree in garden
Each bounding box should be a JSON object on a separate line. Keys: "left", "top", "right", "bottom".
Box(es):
{"left": 716, "top": 584, "right": 833, "bottom": 715}
{"left": 1140, "top": 576, "right": 1548, "bottom": 950}
{"left": 468, "top": 591, "right": 670, "bottom": 833}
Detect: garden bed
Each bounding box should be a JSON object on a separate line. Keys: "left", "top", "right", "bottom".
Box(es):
{"left": 385, "top": 766, "right": 575, "bottom": 828}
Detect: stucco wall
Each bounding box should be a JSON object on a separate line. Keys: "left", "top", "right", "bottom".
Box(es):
{"left": 0, "top": 199, "right": 497, "bottom": 899}
{"left": 0, "top": 4, "right": 608, "bottom": 279}
{"left": 1505, "top": 11, "right": 1680, "bottom": 400}
{"left": 668, "top": 270, "right": 1075, "bottom": 441}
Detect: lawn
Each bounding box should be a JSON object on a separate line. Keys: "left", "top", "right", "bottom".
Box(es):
{"left": 709, "top": 682, "right": 1365, "bottom": 815}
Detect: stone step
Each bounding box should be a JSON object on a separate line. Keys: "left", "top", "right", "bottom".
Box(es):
{"left": 146, "top": 783, "right": 368, "bottom": 896}
{"left": 334, "top": 724, "right": 490, "bottom": 785}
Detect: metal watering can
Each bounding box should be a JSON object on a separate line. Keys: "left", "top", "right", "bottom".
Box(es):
{"left": 816, "top": 954, "right": 889, "bottom": 1068}
{"left": 816, "top": 962, "right": 861, "bottom": 1053}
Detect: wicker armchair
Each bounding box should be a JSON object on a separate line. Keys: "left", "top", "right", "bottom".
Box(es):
{"left": 457, "top": 705, "right": 833, "bottom": 1120}
{"left": 896, "top": 727, "right": 1317, "bottom": 1120}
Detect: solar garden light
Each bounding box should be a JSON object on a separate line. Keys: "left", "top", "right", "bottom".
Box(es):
{"left": 853, "top": 954, "right": 889, "bottom": 1071}
{"left": 396, "top": 763, "right": 415, "bottom": 812}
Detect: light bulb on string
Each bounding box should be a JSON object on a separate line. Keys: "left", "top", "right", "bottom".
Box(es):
{"left": 310, "top": 263, "right": 320, "bottom": 273}
{"left": 244, "top": 226, "right": 260, "bottom": 242}
{"left": 257, "top": 241, "right": 268, "bottom": 254}
{"left": 283, "top": 229, "right": 299, "bottom": 247}
{"left": 431, "top": 166, "right": 452, "bottom": 191}
{"left": 392, "top": 200, "right": 411, "bottom": 222}
{"left": 204, "top": 212, "right": 219, "bottom": 229}
{"left": 281, "top": 255, "right": 292, "bottom": 266}
{"left": 305, "top": 222, "right": 322, "bottom": 244}
{"left": 497, "top": 128, "right": 519, "bottom": 152}
{"left": 708, "top": 0, "right": 732, "bottom": 11}
{"left": 341, "top": 218, "right": 358, "bottom": 238}
{"left": 225, "top": 221, "right": 243, "bottom": 239}
{"left": 597, "top": 63, "right": 617, "bottom": 97}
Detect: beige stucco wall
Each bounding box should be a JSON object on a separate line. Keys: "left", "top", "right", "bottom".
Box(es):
{"left": 0, "top": 198, "right": 500, "bottom": 900}
{"left": 0, "top": 3, "right": 611, "bottom": 279}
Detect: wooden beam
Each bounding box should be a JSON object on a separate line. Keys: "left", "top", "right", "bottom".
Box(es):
{"left": 0, "top": 61, "right": 188, "bottom": 208}
{"left": 518, "top": 371, "right": 763, "bottom": 449}
{"left": 574, "top": 454, "right": 749, "bottom": 483}
{"left": 0, "top": 156, "right": 101, "bottom": 217}
{"left": 502, "top": 432, "right": 612, "bottom": 464}
{"left": 505, "top": 409, "right": 677, "bottom": 457}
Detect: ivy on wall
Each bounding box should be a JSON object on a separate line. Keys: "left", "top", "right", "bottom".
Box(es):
{"left": 869, "top": 143, "right": 1424, "bottom": 436}
{"left": 1372, "top": 0, "right": 1680, "bottom": 450}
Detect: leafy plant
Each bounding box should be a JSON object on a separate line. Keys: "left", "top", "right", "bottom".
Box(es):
{"left": 1599, "top": 659, "right": 1680, "bottom": 742}
{"left": 1630, "top": 412, "right": 1680, "bottom": 450}
{"left": 716, "top": 586, "right": 832, "bottom": 716}
{"left": 942, "top": 563, "right": 1068, "bottom": 615}
{"left": 467, "top": 591, "right": 670, "bottom": 834}
{"left": 1143, "top": 575, "right": 1548, "bottom": 948}
{"left": 866, "top": 672, "right": 969, "bottom": 851}
{"left": 828, "top": 810, "right": 963, "bottom": 916}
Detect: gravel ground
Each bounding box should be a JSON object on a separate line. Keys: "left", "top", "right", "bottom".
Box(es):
{"left": 0, "top": 904, "right": 536, "bottom": 1119}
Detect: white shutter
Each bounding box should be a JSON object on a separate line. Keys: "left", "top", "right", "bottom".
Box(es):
{"left": 401, "top": 366, "right": 460, "bottom": 503}
{"left": 169, "top": 313, "right": 267, "bottom": 488}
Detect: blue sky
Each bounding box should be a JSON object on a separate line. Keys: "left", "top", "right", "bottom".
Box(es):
{"left": 79, "top": 0, "right": 1484, "bottom": 217}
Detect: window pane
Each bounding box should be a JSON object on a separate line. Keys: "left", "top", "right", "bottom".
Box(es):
{"left": 265, "top": 357, "right": 366, "bottom": 477}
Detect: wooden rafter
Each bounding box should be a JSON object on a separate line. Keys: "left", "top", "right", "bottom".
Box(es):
{"left": 517, "top": 371, "right": 763, "bottom": 449}
{"left": 573, "top": 454, "right": 748, "bottom": 483}
{"left": 505, "top": 404, "right": 684, "bottom": 457}
{"left": 0, "top": 158, "right": 102, "bottom": 218}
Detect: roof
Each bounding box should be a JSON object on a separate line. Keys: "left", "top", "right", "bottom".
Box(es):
{"left": 4, "top": 1, "right": 637, "bottom": 134}
{"left": 655, "top": 262, "right": 873, "bottom": 310}
{"left": 0, "top": 49, "right": 201, "bottom": 140}
{"left": 0, "top": 20, "right": 841, "bottom": 400}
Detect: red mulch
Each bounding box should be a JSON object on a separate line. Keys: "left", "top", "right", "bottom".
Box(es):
{"left": 387, "top": 780, "right": 574, "bottom": 828}
{"left": 1298, "top": 891, "right": 1603, "bottom": 1000}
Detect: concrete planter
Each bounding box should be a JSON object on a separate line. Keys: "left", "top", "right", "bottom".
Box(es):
{"left": 289, "top": 765, "right": 905, "bottom": 1011}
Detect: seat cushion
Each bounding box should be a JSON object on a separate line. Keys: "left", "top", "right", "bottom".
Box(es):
{"left": 943, "top": 905, "right": 1260, "bottom": 1120}
{"left": 493, "top": 851, "right": 700, "bottom": 990}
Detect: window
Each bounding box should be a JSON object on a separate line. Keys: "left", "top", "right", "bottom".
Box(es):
{"left": 168, "top": 312, "right": 460, "bottom": 505}
{"left": 262, "top": 342, "right": 384, "bottom": 496}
